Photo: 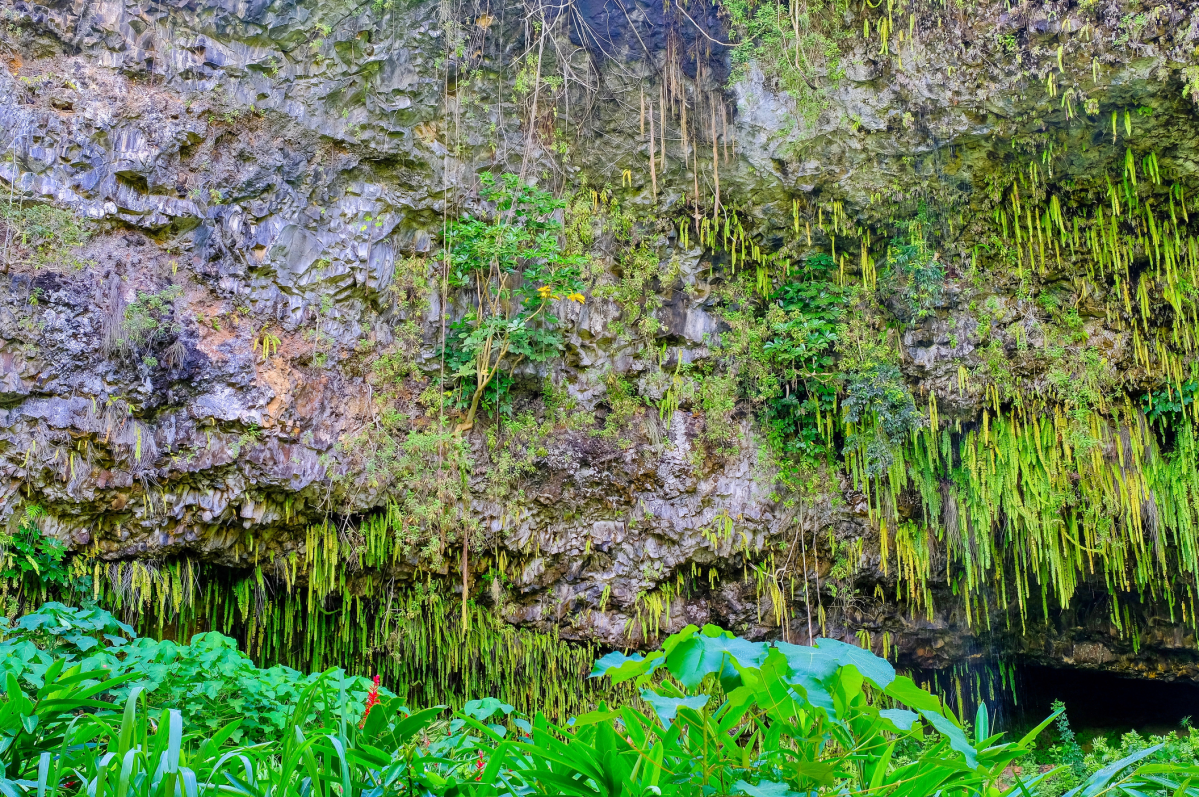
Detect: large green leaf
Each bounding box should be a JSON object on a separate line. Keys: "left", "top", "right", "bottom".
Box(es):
{"left": 917, "top": 708, "right": 978, "bottom": 769}
{"left": 589, "top": 650, "right": 658, "bottom": 684}
{"left": 639, "top": 691, "right": 709, "bottom": 724}
{"left": 774, "top": 642, "right": 838, "bottom": 714}
{"left": 1064, "top": 743, "right": 1165, "bottom": 797}
{"left": 884, "top": 675, "right": 943, "bottom": 712}
{"left": 733, "top": 779, "right": 810, "bottom": 797}
{"left": 664, "top": 627, "right": 767, "bottom": 690}
{"left": 813, "top": 637, "right": 895, "bottom": 689}
{"left": 878, "top": 708, "right": 918, "bottom": 731}
{"left": 461, "top": 698, "right": 513, "bottom": 721}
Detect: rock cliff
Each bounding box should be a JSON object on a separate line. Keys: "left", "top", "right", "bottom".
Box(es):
{"left": 2, "top": 0, "right": 1199, "bottom": 711}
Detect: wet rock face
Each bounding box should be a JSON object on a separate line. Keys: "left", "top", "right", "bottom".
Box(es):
{"left": 2, "top": 0, "right": 1199, "bottom": 683}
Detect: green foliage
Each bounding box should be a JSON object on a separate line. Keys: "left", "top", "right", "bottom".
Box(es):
{"left": 2, "top": 615, "right": 1197, "bottom": 797}
{"left": 591, "top": 371, "right": 643, "bottom": 446}
{"left": 0, "top": 664, "right": 420, "bottom": 797}
{"left": 877, "top": 406, "right": 1199, "bottom": 631}
{"left": 592, "top": 242, "right": 678, "bottom": 341}
{"left": 0, "top": 202, "right": 90, "bottom": 269}
{"left": 1080, "top": 726, "right": 1199, "bottom": 778}
{"left": 0, "top": 509, "right": 71, "bottom": 607}
{"left": 335, "top": 418, "right": 477, "bottom": 569}
{"left": 122, "top": 286, "right": 184, "bottom": 353}
{"left": 1183, "top": 65, "right": 1199, "bottom": 106}
{"left": 1144, "top": 378, "right": 1199, "bottom": 425}
{"left": 722, "top": 0, "right": 846, "bottom": 123}
{"left": 762, "top": 253, "right": 847, "bottom": 461}
{"left": 1024, "top": 717, "right": 1199, "bottom": 797}
{"left": 443, "top": 173, "right": 585, "bottom": 428}
{"left": 842, "top": 363, "right": 920, "bottom": 477}
{"left": 882, "top": 211, "right": 944, "bottom": 321}
{"left": 697, "top": 371, "right": 739, "bottom": 456}
{"left": 0, "top": 603, "right": 382, "bottom": 744}
{"left": 591, "top": 623, "right": 1009, "bottom": 793}
{"left": 1036, "top": 699, "right": 1086, "bottom": 793}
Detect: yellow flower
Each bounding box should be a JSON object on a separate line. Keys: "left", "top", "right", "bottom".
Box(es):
{"left": 567, "top": 292, "right": 586, "bottom": 304}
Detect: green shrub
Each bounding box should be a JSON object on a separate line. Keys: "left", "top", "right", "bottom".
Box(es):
{"left": 442, "top": 173, "right": 586, "bottom": 429}
{"left": 842, "top": 362, "right": 921, "bottom": 476}
{"left": 761, "top": 253, "right": 847, "bottom": 462}
{"left": 121, "top": 285, "right": 184, "bottom": 352}
{"left": 0, "top": 603, "right": 382, "bottom": 743}
{"left": 0, "top": 202, "right": 90, "bottom": 269}
{"left": 882, "top": 212, "right": 944, "bottom": 321}
{"left": 0, "top": 508, "right": 72, "bottom": 609}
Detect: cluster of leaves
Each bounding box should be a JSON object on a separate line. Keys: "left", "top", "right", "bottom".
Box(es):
{"left": 337, "top": 415, "right": 478, "bottom": 570}
{"left": 336, "top": 271, "right": 481, "bottom": 570}
{"left": 591, "top": 371, "right": 643, "bottom": 447}
{"left": 713, "top": 246, "right": 924, "bottom": 483}
{"left": 4, "top": 612, "right": 1196, "bottom": 797}
{"left": 442, "top": 173, "right": 586, "bottom": 428}
{"left": 841, "top": 363, "right": 922, "bottom": 477}
{"left": 1017, "top": 707, "right": 1199, "bottom": 796}
{"left": 1184, "top": 65, "right": 1199, "bottom": 106}
{"left": 592, "top": 242, "right": 678, "bottom": 341}
{"left": 881, "top": 213, "right": 945, "bottom": 322}
{"left": 0, "top": 202, "right": 91, "bottom": 269}
{"left": 1144, "top": 378, "right": 1199, "bottom": 426}
{"left": 721, "top": 0, "right": 848, "bottom": 123}
{"left": 0, "top": 603, "right": 382, "bottom": 744}
{"left": 0, "top": 509, "right": 72, "bottom": 609}
{"left": 121, "top": 285, "right": 184, "bottom": 365}
{"left": 760, "top": 253, "right": 847, "bottom": 461}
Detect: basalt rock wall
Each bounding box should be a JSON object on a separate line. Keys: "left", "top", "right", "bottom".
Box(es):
{"left": 2, "top": 0, "right": 1199, "bottom": 691}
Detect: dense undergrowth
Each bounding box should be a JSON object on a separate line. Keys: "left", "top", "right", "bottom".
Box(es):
{"left": 2, "top": 602, "right": 1197, "bottom": 797}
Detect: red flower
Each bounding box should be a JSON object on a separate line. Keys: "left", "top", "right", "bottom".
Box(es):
{"left": 475, "top": 750, "right": 485, "bottom": 780}
{"left": 358, "top": 675, "right": 381, "bottom": 729}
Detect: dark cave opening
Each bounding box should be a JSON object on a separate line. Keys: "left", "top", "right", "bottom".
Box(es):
{"left": 1011, "top": 665, "right": 1199, "bottom": 734}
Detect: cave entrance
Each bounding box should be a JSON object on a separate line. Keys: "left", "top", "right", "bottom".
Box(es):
{"left": 1010, "top": 665, "right": 1199, "bottom": 735}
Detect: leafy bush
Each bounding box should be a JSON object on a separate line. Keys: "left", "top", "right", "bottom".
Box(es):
{"left": 762, "top": 253, "right": 847, "bottom": 461}
{"left": 0, "top": 508, "right": 72, "bottom": 610}
{"left": 1144, "top": 378, "right": 1199, "bottom": 426}
{"left": 121, "top": 285, "right": 184, "bottom": 353}
{"left": 442, "top": 173, "right": 586, "bottom": 429}
{"left": 842, "top": 362, "right": 921, "bottom": 476}
{"left": 882, "top": 211, "right": 944, "bottom": 321}
{"left": 0, "top": 603, "right": 383, "bottom": 743}
{"left": 0, "top": 202, "right": 91, "bottom": 269}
